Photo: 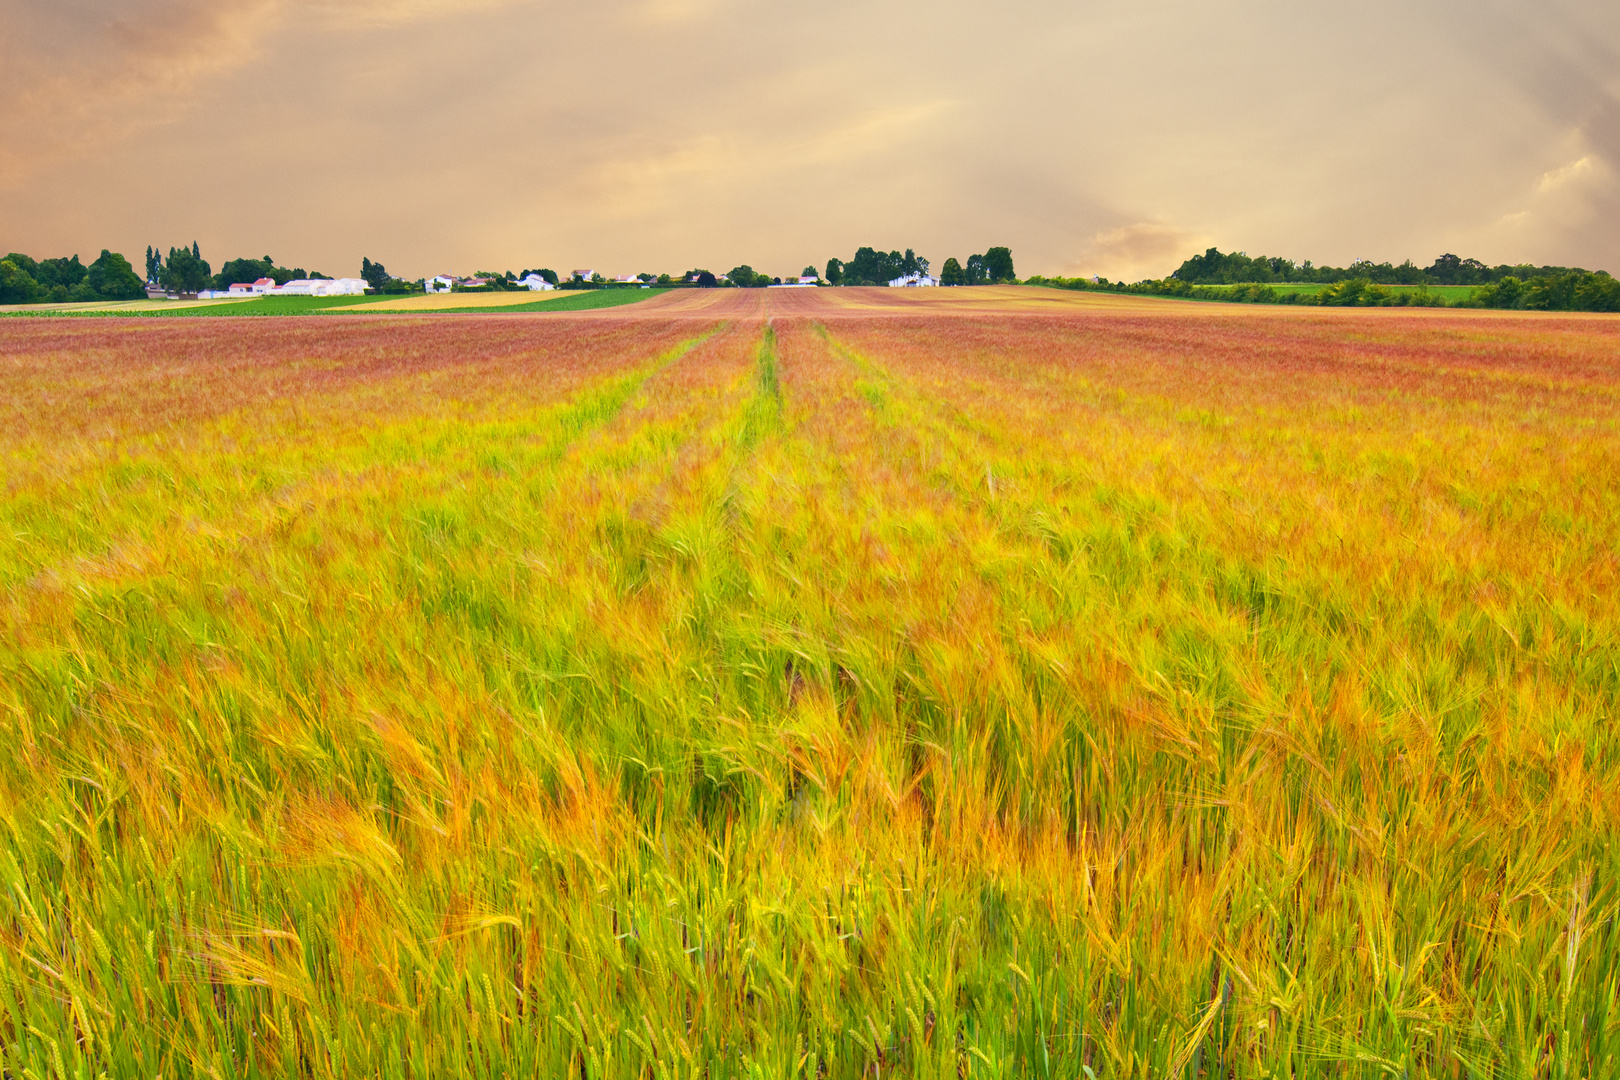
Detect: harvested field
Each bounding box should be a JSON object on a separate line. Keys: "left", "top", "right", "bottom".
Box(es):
{"left": 2, "top": 290, "right": 1618, "bottom": 1078}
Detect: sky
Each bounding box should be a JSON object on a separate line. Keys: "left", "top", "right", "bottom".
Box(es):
{"left": 3, "top": 0, "right": 1618, "bottom": 281}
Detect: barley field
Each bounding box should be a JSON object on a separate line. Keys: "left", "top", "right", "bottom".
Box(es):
{"left": 2, "top": 289, "right": 1618, "bottom": 1078}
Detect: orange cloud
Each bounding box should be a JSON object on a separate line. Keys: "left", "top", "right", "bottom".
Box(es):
{"left": 1069, "top": 224, "right": 1215, "bottom": 282}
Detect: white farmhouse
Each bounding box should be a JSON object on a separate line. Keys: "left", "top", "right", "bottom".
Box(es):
{"left": 887, "top": 272, "right": 939, "bottom": 287}
{"left": 427, "top": 275, "right": 456, "bottom": 293}
{"left": 516, "top": 274, "right": 555, "bottom": 291}
{"left": 226, "top": 277, "right": 276, "bottom": 296}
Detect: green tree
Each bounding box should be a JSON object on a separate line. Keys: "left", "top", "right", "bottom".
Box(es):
{"left": 35, "top": 256, "right": 88, "bottom": 291}
{"left": 0, "top": 258, "right": 42, "bottom": 304}
{"left": 727, "top": 265, "right": 764, "bottom": 287}
{"left": 361, "top": 257, "right": 391, "bottom": 291}
{"left": 801, "top": 265, "right": 818, "bottom": 280}
{"left": 965, "top": 254, "right": 987, "bottom": 285}
{"left": 217, "top": 257, "right": 274, "bottom": 288}
{"left": 471, "top": 271, "right": 519, "bottom": 291}
{"left": 1425, "top": 254, "right": 1489, "bottom": 286}
{"left": 940, "top": 257, "right": 965, "bottom": 286}
{"left": 1473, "top": 277, "right": 1521, "bottom": 308}
{"left": 159, "top": 245, "right": 212, "bottom": 294}
{"left": 825, "top": 258, "right": 844, "bottom": 285}
{"left": 86, "top": 250, "right": 146, "bottom": 300}
{"left": 1574, "top": 272, "right": 1620, "bottom": 312}
{"left": 145, "top": 246, "right": 161, "bottom": 285}
{"left": 843, "top": 247, "right": 901, "bottom": 285}
{"left": 983, "top": 246, "right": 1015, "bottom": 283}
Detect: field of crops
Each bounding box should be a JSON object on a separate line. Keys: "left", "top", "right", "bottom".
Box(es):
{"left": 2, "top": 289, "right": 1618, "bottom": 1078}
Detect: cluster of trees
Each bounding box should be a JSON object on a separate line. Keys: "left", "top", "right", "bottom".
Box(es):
{"left": 5, "top": 242, "right": 441, "bottom": 305}
{"left": 1472, "top": 271, "right": 1620, "bottom": 311}
{"left": 939, "top": 247, "right": 1015, "bottom": 286}
{"left": 359, "top": 258, "right": 419, "bottom": 294}
{"left": 825, "top": 248, "right": 929, "bottom": 286}
{"left": 1171, "top": 247, "right": 1599, "bottom": 288}
{"left": 0, "top": 250, "right": 146, "bottom": 304}
{"left": 143, "top": 243, "right": 334, "bottom": 295}
{"left": 725, "top": 265, "right": 777, "bottom": 288}
{"left": 667, "top": 266, "right": 811, "bottom": 288}
{"left": 677, "top": 247, "right": 1017, "bottom": 289}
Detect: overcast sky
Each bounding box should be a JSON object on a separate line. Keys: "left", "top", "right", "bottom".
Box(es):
{"left": 3, "top": 0, "right": 1617, "bottom": 280}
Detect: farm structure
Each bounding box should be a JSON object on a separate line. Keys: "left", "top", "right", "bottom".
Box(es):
{"left": 197, "top": 276, "right": 366, "bottom": 299}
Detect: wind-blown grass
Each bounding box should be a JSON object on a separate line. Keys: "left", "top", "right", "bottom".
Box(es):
{"left": 1, "top": 300, "right": 1617, "bottom": 1078}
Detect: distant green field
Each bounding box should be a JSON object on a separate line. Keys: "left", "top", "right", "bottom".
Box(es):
{"left": 433, "top": 288, "right": 671, "bottom": 313}
{"left": 139, "top": 295, "right": 405, "bottom": 316}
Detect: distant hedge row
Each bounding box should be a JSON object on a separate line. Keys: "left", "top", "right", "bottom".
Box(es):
{"left": 1027, "top": 272, "right": 1620, "bottom": 312}
{"left": 1170, "top": 248, "right": 1599, "bottom": 287}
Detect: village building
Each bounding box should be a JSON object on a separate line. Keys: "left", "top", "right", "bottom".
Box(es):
{"left": 188, "top": 276, "right": 364, "bottom": 301}
{"left": 426, "top": 275, "right": 456, "bottom": 293}
{"left": 226, "top": 278, "right": 276, "bottom": 296}
{"left": 516, "top": 274, "right": 555, "bottom": 291}
{"left": 887, "top": 272, "right": 940, "bottom": 287}
{"left": 274, "top": 278, "right": 368, "bottom": 296}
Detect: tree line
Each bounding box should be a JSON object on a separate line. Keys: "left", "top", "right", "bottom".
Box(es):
{"left": 1, "top": 250, "right": 146, "bottom": 304}
{"left": 657, "top": 247, "right": 1013, "bottom": 288}
{"left": 1030, "top": 265, "right": 1620, "bottom": 312}
{"left": 821, "top": 246, "right": 1015, "bottom": 286}
{"left": 1171, "top": 247, "right": 1603, "bottom": 288}
{"left": 0, "top": 243, "right": 444, "bottom": 303}
{"left": 5, "top": 242, "right": 1025, "bottom": 305}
